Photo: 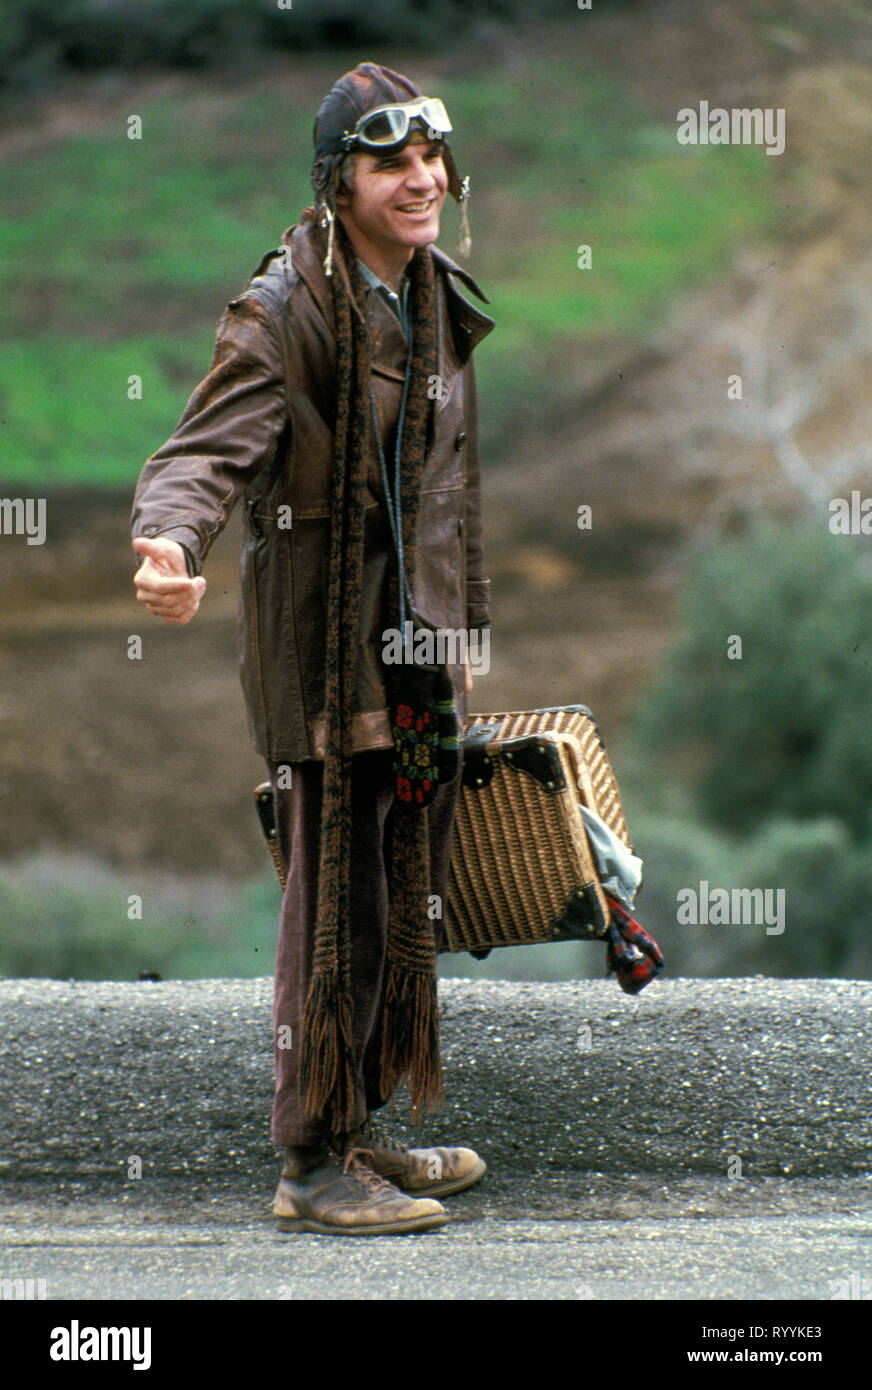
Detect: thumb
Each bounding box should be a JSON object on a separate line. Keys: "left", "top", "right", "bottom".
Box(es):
{"left": 132, "top": 536, "right": 162, "bottom": 557}
{"left": 133, "top": 535, "right": 188, "bottom": 576}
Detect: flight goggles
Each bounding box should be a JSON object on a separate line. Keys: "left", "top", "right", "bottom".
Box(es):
{"left": 315, "top": 97, "right": 452, "bottom": 160}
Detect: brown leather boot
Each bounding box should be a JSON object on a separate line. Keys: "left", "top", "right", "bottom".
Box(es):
{"left": 273, "top": 1145, "right": 450, "bottom": 1235}
{"left": 337, "top": 1119, "right": 487, "bottom": 1198}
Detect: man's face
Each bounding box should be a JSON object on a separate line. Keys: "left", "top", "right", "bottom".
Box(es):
{"left": 336, "top": 131, "right": 448, "bottom": 256}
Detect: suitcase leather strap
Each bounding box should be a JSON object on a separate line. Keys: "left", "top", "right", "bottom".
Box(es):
{"left": 461, "top": 723, "right": 498, "bottom": 788}
{"left": 462, "top": 726, "right": 569, "bottom": 794}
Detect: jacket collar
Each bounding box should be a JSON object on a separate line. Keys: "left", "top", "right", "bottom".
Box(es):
{"left": 430, "top": 244, "right": 494, "bottom": 360}
{"left": 282, "top": 213, "right": 352, "bottom": 327}
{"left": 430, "top": 243, "right": 490, "bottom": 305}
{"left": 283, "top": 214, "right": 494, "bottom": 359}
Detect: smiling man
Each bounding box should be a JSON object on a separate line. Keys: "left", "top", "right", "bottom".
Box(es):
{"left": 338, "top": 122, "right": 448, "bottom": 283}
{"left": 130, "top": 63, "right": 494, "bottom": 1235}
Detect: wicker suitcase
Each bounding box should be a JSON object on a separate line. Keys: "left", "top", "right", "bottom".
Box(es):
{"left": 444, "top": 705, "right": 632, "bottom": 954}
{"left": 254, "top": 703, "right": 632, "bottom": 956}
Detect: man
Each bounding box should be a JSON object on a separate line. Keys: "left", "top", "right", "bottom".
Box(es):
{"left": 131, "top": 63, "right": 494, "bottom": 1236}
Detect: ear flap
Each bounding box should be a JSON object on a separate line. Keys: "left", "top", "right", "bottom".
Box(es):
{"left": 440, "top": 142, "right": 464, "bottom": 202}
{"left": 439, "top": 143, "right": 472, "bottom": 257}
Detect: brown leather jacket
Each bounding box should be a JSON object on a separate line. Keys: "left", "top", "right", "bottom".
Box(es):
{"left": 131, "top": 210, "right": 494, "bottom": 762}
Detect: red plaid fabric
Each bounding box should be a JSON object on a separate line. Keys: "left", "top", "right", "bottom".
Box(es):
{"left": 604, "top": 895, "right": 664, "bottom": 994}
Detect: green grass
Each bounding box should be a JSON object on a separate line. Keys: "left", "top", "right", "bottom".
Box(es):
{"left": 0, "top": 332, "right": 215, "bottom": 486}
{"left": 0, "top": 57, "right": 783, "bottom": 487}
{"left": 0, "top": 89, "right": 311, "bottom": 338}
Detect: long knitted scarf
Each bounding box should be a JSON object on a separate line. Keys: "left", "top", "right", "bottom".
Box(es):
{"left": 299, "top": 217, "right": 443, "bottom": 1133}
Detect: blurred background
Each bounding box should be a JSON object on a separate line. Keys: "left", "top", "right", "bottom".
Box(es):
{"left": 1, "top": 0, "right": 871, "bottom": 982}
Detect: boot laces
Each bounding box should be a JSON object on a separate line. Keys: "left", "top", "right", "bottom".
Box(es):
{"left": 342, "top": 1146, "right": 397, "bottom": 1196}
{"left": 362, "top": 1118, "right": 409, "bottom": 1155}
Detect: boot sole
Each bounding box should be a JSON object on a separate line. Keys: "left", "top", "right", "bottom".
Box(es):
{"left": 275, "top": 1211, "right": 450, "bottom": 1236}
{"left": 399, "top": 1157, "right": 487, "bottom": 1199}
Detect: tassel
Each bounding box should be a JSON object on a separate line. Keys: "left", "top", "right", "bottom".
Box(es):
{"left": 321, "top": 204, "right": 336, "bottom": 278}
{"left": 457, "top": 176, "right": 471, "bottom": 259}
{"left": 299, "top": 970, "right": 357, "bottom": 1129}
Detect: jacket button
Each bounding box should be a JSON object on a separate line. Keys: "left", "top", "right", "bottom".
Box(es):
{"left": 454, "top": 432, "right": 467, "bottom": 451}
{"left": 142, "top": 526, "right": 158, "bottom": 536}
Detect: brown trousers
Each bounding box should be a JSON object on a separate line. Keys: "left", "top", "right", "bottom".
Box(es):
{"left": 267, "top": 749, "right": 461, "bottom": 1148}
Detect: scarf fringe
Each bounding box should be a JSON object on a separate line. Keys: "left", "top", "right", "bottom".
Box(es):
{"left": 375, "top": 795, "right": 444, "bottom": 1118}
{"left": 300, "top": 970, "right": 358, "bottom": 1130}
{"left": 378, "top": 959, "right": 444, "bottom": 1121}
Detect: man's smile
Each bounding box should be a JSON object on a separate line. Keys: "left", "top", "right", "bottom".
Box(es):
{"left": 395, "top": 199, "right": 436, "bottom": 215}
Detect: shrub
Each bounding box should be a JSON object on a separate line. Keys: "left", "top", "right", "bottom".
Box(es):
{"left": 630, "top": 520, "right": 872, "bottom": 841}
{"left": 628, "top": 811, "right": 872, "bottom": 979}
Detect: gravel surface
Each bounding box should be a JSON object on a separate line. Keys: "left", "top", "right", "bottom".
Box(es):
{"left": 2, "top": 977, "right": 870, "bottom": 1182}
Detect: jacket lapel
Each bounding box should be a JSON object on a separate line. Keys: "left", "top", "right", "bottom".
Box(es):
{"left": 430, "top": 244, "right": 495, "bottom": 362}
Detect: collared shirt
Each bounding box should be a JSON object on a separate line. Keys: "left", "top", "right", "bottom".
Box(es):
{"left": 356, "top": 257, "right": 412, "bottom": 339}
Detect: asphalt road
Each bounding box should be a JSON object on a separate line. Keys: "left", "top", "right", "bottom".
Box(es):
{"left": 1, "top": 977, "right": 871, "bottom": 1299}
{"left": 3, "top": 1173, "right": 872, "bottom": 1301}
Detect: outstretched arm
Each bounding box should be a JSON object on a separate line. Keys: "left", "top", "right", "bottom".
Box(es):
{"left": 130, "top": 294, "right": 287, "bottom": 579}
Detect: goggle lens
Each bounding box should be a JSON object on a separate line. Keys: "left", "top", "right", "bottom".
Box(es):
{"left": 355, "top": 98, "right": 452, "bottom": 148}
{"left": 359, "top": 109, "right": 409, "bottom": 145}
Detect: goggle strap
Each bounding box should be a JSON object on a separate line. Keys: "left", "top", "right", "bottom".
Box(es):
{"left": 313, "top": 135, "right": 348, "bottom": 161}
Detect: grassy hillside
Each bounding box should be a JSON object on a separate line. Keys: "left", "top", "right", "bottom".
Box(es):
{"left": 0, "top": 54, "right": 780, "bottom": 487}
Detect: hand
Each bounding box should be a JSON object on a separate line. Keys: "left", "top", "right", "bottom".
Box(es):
{"left": 464, "top": 658, "right": 473, "bottom": 694}
{"left": 132, "top": 537, "right": 206, "bottom": 625}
